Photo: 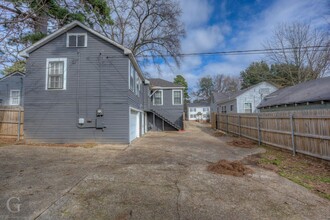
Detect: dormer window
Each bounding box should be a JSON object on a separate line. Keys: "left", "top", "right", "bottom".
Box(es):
{"left": 67, "top": 33, "right": 87, "bottom": 47}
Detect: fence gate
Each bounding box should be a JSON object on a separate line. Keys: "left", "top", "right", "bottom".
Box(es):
{"left": 0, "top": 107, "right": 24, "bottom": 140}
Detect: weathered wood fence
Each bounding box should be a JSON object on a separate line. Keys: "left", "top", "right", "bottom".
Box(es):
{"left": 0, "top": 107, "right": 24, "bottom": 140}
{"left": 212, "top": 110, "right": 330, "bottom": 161}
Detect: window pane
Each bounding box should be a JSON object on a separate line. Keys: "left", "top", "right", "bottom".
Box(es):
{"left": 69, "top": 35, "right": 76, "bottom": 47}
{"left": 154, "top": 91, "right": 162, "bottom": 105}
{"left": 48, "top": 61, "right": 64, "bottom": 89}
{"left": 77, "top": 35, "right": 85, "bottom": 46}
{"left": 174, "top": 91, "right": 181, "bottom": 104}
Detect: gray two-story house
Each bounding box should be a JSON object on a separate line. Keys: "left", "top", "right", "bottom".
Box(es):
{"left": 19, "top": 21, "right": 183, "bottom": 144}
{"left": 0, "top": 71, "right": 25, "bottom": 106}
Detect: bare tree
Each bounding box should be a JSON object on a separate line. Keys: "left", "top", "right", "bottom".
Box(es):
{"left": 104, "top": 0, "right": 185, "bottom": 67}
{"left": 0, "top": 0, "right": 112, "bottom": 71}
{"left": 213, "top": 74, "right": 240, "bottom": 94}
{"left": 264, "top": 22, "right": 330, "bottom": 85}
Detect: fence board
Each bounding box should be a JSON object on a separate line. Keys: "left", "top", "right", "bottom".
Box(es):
{"left": 216, "top": 109, "right": 330, "bottom": 161}
{"left": 0, "top": 107, "right": 24, "bottom": 139}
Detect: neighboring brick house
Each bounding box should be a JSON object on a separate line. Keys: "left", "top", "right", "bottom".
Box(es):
{"left": 19, "top": 21, "right": 183, "bottom": 144}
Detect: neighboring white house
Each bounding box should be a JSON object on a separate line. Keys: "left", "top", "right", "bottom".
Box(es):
{"left": 187, "top": 103, "right": 210, "bottom": 121}
{"left": 216, "top": 82, "right": 278, "bottom": 114}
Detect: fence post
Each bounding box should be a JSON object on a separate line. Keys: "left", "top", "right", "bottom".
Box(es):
{"left": 290, "top": 113, "right": 296, "bottom": 156}
{"left": 257, "top": 114, "right": 261, "bottom": 145}
{"left": 238, "top": 115, "right": 241, "bottom": 137}
{"left": 17, "top": 108, "right": 21, "bottom": 142}
{"left": 226, "top": 114, "right": 229, "bottom": 133}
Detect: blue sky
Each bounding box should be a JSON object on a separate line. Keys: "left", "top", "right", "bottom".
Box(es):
{"left": 144, "top": 0, "right": 329, "bottom": 91}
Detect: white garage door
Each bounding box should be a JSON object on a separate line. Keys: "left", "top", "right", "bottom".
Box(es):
{"left": 130, "top": 110, "right": 140, "bottom": 142}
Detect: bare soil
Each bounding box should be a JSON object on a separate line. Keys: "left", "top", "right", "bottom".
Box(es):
{"left": 213, "top": 130, "right": 226, "bottom": 137}
{"left": 244, "top": 146, "right": 330, "bottom": 200}
{"left": 207, "top": 159, "right": 253, "bottom": 177}
{"left": 227, "top": 138, "right": 257, "bottom": 148}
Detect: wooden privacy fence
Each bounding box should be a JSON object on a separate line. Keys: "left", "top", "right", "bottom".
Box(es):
{"left": 214, "top": 110, "right": 330, "bottom": 161}
{"left": 0, "top": 107, "right": 24, "bottom": 140}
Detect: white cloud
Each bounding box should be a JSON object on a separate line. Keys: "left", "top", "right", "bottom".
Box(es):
{"left": 142, "top": 0, "right": 329, "bottom": 94}
{"left": 179, "top": 0, "right": 213, "bottom": 28}
{"left": 181, "top": 25, "right": 225, "bottom": 53}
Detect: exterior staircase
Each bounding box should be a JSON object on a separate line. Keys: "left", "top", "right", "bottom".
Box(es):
{"left": 149, "top": 109, "right": 181, "bottom": 130}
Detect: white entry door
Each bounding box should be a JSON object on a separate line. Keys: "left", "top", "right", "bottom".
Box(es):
{"left": 130, "top": 110, "right": 140, "bottom": 142}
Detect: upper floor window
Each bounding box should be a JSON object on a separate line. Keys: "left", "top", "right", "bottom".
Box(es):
{"left": 129, "top": 61, "right": 141, "bottom": 96}
{"left": 244, "top": 103, "right": 252, "bottom": 113}
{"left": 172, "top": 90, "right": 182, "bottom": 105}
{"left": 10, "top": 90, "right": 20, "bottom": 105}
{"left": 67, "top": 33, "right": 87, "bottom": 47}
{"left": 153, "top": 90, "right": 163, "bottom": 105}
{"left": 46, "top": 58, "right": 67, "bottom": 90}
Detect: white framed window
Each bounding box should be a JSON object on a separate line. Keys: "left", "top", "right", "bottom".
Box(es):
{"left": 221, "top": 105, "right": 227, "bottom": 113}
{"left": 172, "top": 90, "right": 182, "bottom": 105}
{"left": 230, "top": 105, "right": 234, "bottom": 111}
{"left": 46, "top": 58, "right": 67, "bottom": 90}
{"left": 129, "top": 61, "right": 135, "bottom": 92}
{"left": 244, "top": 103, "right": 252, "bottom": 113}
{"left": 66, "top": 33, "right": 87, "bottom": 47}
{"left": 10, "top": 90, "right": 20, "bottom": 106}
{"left": 153, "top": 90, "right": 163, "bottom": 105}
{"left": 135, "top": 72, "right": 139, "bottom": 96}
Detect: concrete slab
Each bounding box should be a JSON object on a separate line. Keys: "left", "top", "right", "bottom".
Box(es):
{"left": 0, "top": 122, "right": 329, "bottom": 219}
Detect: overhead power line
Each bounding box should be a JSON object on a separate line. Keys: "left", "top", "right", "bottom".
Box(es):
{"left": 137, "top": 45, "right": 329, "bottom": 58}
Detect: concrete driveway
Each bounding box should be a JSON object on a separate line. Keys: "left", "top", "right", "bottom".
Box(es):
{"left": 0, "top": 122, "right": 329, "bottom": 219}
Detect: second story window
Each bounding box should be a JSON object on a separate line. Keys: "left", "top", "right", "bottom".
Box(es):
{"left": 46, "top": 58, "right": 67, "bottom": 90}
{"left": 153, "top": 90, "right": 163, "bottom": 105}
{"left": 67, "top": 33, "right": 87, "bottom": 47}
{"left": 172, "top": 90, "right": 182, "bottom": 105}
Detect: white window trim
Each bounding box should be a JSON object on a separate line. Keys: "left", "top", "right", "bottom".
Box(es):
{"left": 66, "top": 33, "right": 87, "bottom": 47}
{"left": 45, "top": 58, "right": 67, "bottom": 90}
{"left": 244, "top": 102, "right": 252, "bottom": 113}
{"left": 9, "top": 90, "right": 20, "bottom": 106}
{"left": 153, "top": 90, "right": 163, "bottom": 105}
{"left": 172, "top": 89, "right": 183, "bottom": 105}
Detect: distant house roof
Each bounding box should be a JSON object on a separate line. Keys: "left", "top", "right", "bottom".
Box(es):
{"left": 212, "top": 92, "right": 229, "bottom": 103}
{"left": 148, "top": 78, "right": 184, "bottom": 89}
{"left": 216, "top": 81, "right": 278, "bottom": 104}
{"left": 258, "top": 77, "right": 330, "bottom": 108}
{"left": 187, "top": 102, "right": 210, "bottom": 107}
{"left": 0, "top": 71, "right": 25, "bottom": 81}
{"left": 18, "top": 20, "right": 145, "bottom": 81}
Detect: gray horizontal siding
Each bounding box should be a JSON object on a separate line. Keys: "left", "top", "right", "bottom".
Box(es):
{"left": 150, "top": 89, "right": 183, "bottom": 128}
{"left": 0, "top": 74, "right": 24, "bottom": 106}
{"left": 24, "top": 26, "right": 131, "bottom": 143}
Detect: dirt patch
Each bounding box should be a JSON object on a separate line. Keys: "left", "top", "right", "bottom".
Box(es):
{"left": 227, "top": 138, "right": 257, "bottom": 148}
{"left": 207, "top": 160, "right": 253, "bottom": 177}
{"left": 213, "top": 130, "right": 226, "bottom": 137}
{"left": 245, "top": 146, "right": 330, "bottom": 200}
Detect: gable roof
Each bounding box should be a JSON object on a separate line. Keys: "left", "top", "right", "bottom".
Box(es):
{"left": 0, "top": 71, "right": 25, "bottom": 81}
{"left": 258, "top": 77, "right": 330, "bottom": 108}
{"left": 148, "top": 78, "right": 184, "bottom": 89}
{"left": 212, "top": 92, "right": 229, "bottom": 103}
{"left": 18, "top": 21, "right": 145, "bottom": 81}
{"left": 187, "top": 102, "right": 210, "bottom": 107}
{"left": 216, "top": 81, "right": 278, "bottom": 104}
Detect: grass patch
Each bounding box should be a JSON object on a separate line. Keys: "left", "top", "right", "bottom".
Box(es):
{"left": 247, "top": 145, "right": 330, "bottom": 200}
